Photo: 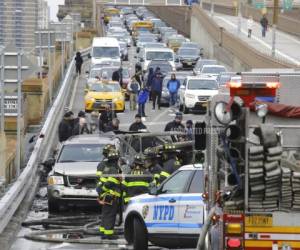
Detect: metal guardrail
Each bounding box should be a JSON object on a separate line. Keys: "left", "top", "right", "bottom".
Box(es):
{"left": 97, "top": 0, "right": 185, "bottom": 5}
{"left": 0, "top": 47, "right": 91, "bottom": 234}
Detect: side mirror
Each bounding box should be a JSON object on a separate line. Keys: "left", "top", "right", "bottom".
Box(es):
{"left": 88, "top": 53, "right": 91, "bottom": 59}
{"left": 180, "top": 85, "right": 185, "bottom": 90}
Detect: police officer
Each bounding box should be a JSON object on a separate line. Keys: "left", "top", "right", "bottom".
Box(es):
{"left": 160, "top": 143, "right": 181, "bottom": 182}
{"left": 122, "top": 154, "right": 153, "bottom": 204}
{"left": 144, "top": 148, "right": 164, "bottom": 187}
{"left": 96, "top": 148, "right": 121, "bottom": 240}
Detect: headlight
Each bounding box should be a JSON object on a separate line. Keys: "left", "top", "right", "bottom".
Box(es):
{"left": 48, "top": 176, "right": 64, "bottom": 185}
{"left": 185, "top": 94, "right": 195, "bottom": 99}
{"left": 113, "top": 96, "right": 124, "bottom": 102}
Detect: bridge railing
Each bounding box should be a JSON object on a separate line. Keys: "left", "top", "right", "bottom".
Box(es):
{"left": 97, "top": 0, "right": 185, "bottom": 6}
{"left": 0, "top": 48, "right": 90, "bottom": 234}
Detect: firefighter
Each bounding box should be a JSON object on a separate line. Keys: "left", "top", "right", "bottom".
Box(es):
{"left": 160, "top": 143, "right": 181, "bottom": 182}
{"left": 144, "top": 147, "right": 164, "bottom": 187}
{"left": 96, "top": 148, "right": 122, "bottom": 240}
{"left": 122, "top": 154, "right": 153, "bottom": 204}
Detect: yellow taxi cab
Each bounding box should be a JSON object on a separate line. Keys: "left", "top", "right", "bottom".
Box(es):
{"left": 103, "top": 7, "right": 120, "bottom": 24}
{"left": 132, "top": 21, "right": 153, "bottom": 40}
{"left": 85, "top": 80, "right": 125, "bottom": 112}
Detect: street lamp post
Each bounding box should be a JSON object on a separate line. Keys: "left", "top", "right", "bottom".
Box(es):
{"left": 272, "top": 0, "right": 279, "bottom": 57}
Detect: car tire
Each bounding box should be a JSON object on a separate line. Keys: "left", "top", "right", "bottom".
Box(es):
{"left": 183, "top": 104, "right": 189, "bottom": 114}
{"left": 48, "top": 199, "right": 60, "bottom": 213}
{"left": 133, "top": 218, "right": 148, "bottom": 250}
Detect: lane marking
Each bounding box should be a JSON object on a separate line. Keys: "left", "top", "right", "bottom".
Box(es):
{"left": 215, "top": 16, "right": 300, "bottom": 66}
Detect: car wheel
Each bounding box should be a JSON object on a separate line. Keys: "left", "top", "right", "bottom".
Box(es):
{"left": 133, "top": 218, "right": 148, "bottom": 250}
{"left": 48, "top": 199, "right": 60, "bottom": 213}
{"left": 183, "top": 104, "right": 189, "bottom": 114}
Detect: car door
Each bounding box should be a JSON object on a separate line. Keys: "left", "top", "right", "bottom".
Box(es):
{"left": 178, "top": 170, "right": 206, "bottom": 237}
{"left": 146, "top": 170, "right": 194, "bottom": 236}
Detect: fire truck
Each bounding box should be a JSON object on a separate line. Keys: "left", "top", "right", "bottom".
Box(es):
{"left": 201, "top": 73, "right": 300, "bottom": 250}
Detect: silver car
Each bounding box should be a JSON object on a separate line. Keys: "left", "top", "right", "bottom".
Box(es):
{"left": 47, "top": 135, "right": 117, "bottom": 213}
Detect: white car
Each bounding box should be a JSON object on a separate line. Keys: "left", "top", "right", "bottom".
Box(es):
{"left": 179, "top": 76, "right": 219, "bottom": 114}
{"left": 124, "top": 164, "right": 206, "bottom": 250}
{"left": 200, "top": 65, "right": 227, "bottom": 76}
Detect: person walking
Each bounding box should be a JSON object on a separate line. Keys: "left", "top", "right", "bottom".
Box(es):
{"left": 167, "top": 73, "right": 180, "bottom": 106}
{"left": 112, "top": 67, "right": 123, "bottom": 86}
{"left": 247, "top": 16, "right": 253, "bottom": 38}
{"left": 151, "top": 71, "right": 163, "bottom": 110}
{"left": 129, "top": 114, "right": 147, "bottom": 132}
{"left": 58, "top": 111, "right": 74, "bottom": 142}
{"left": 105, "top": 118, "right": 120, "bottom": 133}
{"left": 74, "top": 52, "right": 83, "bottom": 75}
{"left": 98, "top": 105, "right": 117, "bottom": 132}
{"left": 260, "top": 15, "right": 268, "bottom": 38}
{"left": 127, "top": 78, "right": 140, "bottom": 111}
{"left": 73, "top": 111, "right": 89, "bottom": 135}
{"left": 185, "top": 120, "right": 193, "bottom": 141}
{"left": 164, "top": 112, "right": 185, "bottom": 132}
{"left": 137, "top": 87, "right": 149, "bottom": 117}
{"left": 96, "top": 148, "right": 122, "bottom": 240}
{"left": 146, "top": 67, "right": 154, "bottom": 89}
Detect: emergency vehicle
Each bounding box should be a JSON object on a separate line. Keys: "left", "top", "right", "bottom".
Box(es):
{"left": 203, "top": 73, "right": 300, "bottom": 250}
{"left": 123, "top": 164, "right": 207, "bottom": 250}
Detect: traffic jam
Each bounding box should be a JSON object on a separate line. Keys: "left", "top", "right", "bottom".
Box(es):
{"left": 12, "top": 5, "right": 300, "bottom": 250}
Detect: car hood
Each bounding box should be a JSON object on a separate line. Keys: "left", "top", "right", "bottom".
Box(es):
{"left": 185, "top": 89, "right": 219, "bottom": 96}
{"left": 86, "top": 91, "right": 123, "bottom": 99}
{"left": 53, "top": 162, "right": 99, "bottom": 177}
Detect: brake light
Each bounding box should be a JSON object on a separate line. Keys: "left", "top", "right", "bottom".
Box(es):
{"left": 226, "top": 81, "right": 242, "bottom": 88}
{"left": 227, "top": 237, "right": 241, "bottom": 248}
{"left": 266, "top": 82, "right": 281, "bottom": 88}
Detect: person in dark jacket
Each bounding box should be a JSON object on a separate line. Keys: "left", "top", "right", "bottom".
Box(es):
{"left": 134, "top": 63, "right": 143, "bottom": 87}
{"left": 146, "top": 67, "right": 154, "bottom": 88}
{"left": 164, "top": 112, "right": 185, "bottom": 132}
{"left": 151, "top": 71, "right": 163, "bottom": 110}
{"left": 112, "top": 67, "right": 123, "bottom": 86}
{"left": 105, "top": 118, "right": 120, "bottom": 133}
{"left": 138, "top": 87, "right": 149, "bottom": 117}
{"left": 144, "top": 147, "right": 164, "bottom": 187}
{"left": 160, "top": 144, "right": 181, "bottom": 182}
{"left": 185, "top": 120, "right": 193, "bottom": 141}
{"left": 129, "top": 114, "right": 147, "bottom": 132}
{"left": 75, "top": 52, "right": 83, "bottom": 75}
{"left": 127, "top": 79, "right": 140, "bottom": 111}
{"left": 58, "top": 111, "right": 74, "bottom": 142}
{"left": 99, "top": 105, "right": 117, "bottom": 132}
{"left": 260, "top": 15, "right": 268, "bottom": 38}
{"left": 167, "top": 73, "right": 180, "bottom": 106}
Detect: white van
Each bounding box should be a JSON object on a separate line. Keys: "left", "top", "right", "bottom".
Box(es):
{"left": 141, "top": 47, "right": 176, "bottom": 71}
{"left": 90, "top": 37, "right": 121, "bottom": 67}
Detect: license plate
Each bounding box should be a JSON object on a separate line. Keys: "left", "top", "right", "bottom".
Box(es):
{"left": 245, "top": 214, "right": 273, "bottom": 227}
{"left": 187, "top": 62, "right": 192, "bottom": 65}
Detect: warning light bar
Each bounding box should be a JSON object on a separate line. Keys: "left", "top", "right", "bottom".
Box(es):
{"left": 266, "top": 82, "right": 281, "bottom": 88}
{"left": 226, "top": 81, "right": 281, "bottom": 89}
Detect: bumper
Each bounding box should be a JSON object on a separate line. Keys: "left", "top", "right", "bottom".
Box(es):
{"left": 85, "top": 100, "right": 125, "bottom": 112}
{"left": 185, "top": 99, "right": 208, "bottom": 110}
{"left": 48, "top": 185, "right": 98, "bottom": 202}
{"left": 181, "top": 60, "right": 197, "bottom": 68}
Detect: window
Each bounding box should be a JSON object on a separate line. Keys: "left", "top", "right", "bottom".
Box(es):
{"left": 92, "top": 47, "right": 120, "bottom": 58}
{"left": 160, "top": 170, "right": 193, "bottom": 194}
{"left": 90, "top": 83, "right": 120, "bottom": 92}
{"left": 187, "top": 79, "right": 218, "bottom": 90}
{"left": 58, "top": 144, "right": 104, "bottom": 163}
{"left": 188, "top": 170, "right": 204, "bottom": 193}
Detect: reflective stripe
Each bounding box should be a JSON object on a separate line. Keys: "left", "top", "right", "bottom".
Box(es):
{"left": 99, "top": 226, "right": 105, "bottom": 232}
{"left": 100, "top": 177, "right": 107, "bottom": 183}
{"left": 161, "top": 171, "right": 170, "bottom": 178}
{"left": 126, "top": 181, "right": 149, "bottom": 187}
{"left": 102, "top": 186, "right": 121, "bottom": 197}
{"left": 154, "top": 174, "right": 160, "bottom": 179}
{"left": 124, "top": 197, "right": 131, "bottom": 203}
{"left": 96, "top": 171, "right": 102, "bottom": 177}
{"left": 122, "top": 180, "right": 128, "bottom": 187}
{"left": 103, "top": 229, "right": 114, "bottom": 235}
{"left": 107, "top": 176, "right": 120, "bottom": 184}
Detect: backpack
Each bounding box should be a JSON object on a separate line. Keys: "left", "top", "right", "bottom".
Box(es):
{"left": 168, "top": 80, "right": 178, "bottom": 93}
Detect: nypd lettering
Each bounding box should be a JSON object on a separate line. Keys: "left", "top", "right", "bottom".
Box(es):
{"left": 153, "top": 205, "right": 174, "bottom": 220}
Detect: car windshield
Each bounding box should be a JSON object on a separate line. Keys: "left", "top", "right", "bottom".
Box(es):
{"left": 182, "top": 43, "right": 198, "bottom": 49}
{"left": 187, "top": 79, "right": 218, "bottom": 90}
{"left": 93, "top": 47, "right": 120, "bottom": 58}
{"left": 146, "top": 51, "right": 173, "bottom": 61}
{"left": 58, "top": 144, "right": 104, "bottom": 162}
{"left": 136, "top": 27, "right": 151, "bottom": 32}
{"left": 178, "top": 49, "right": 198, "bottom": 56}
{"left": 169, "top": 37, "right": 186, "bottom": 43}
{"left": 139, "top": 37, "right": 156, "bottom": 43}
{"left": 144, "top": 43, "right": 165, "bottom": 48}
{"left": 202, "top": 66, "right": 226, "bottom": 74}
{"left": 90, "top": 83, "right": 121, "bottom": 92}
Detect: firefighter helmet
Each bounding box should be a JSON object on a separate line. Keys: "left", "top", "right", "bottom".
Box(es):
{"left": 134, "top": 154, "right": 145, "bottom": 165}
{"left": 144, "top": 147, "right": 159, "bottom": 159}
{"left": 107, "top": 148, "right": 120, "bottom": 160}
{"left": 102, "top": 144, "right": 115, "bottom": 157}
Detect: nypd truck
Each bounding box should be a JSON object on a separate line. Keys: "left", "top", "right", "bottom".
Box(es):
{"left": 123, "top": 164, "right": 206, "bottom": 249}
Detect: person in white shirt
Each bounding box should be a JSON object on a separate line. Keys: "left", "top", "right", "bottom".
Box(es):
{"left": 247, "top": 16, "right": 254, "bottom": 38}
